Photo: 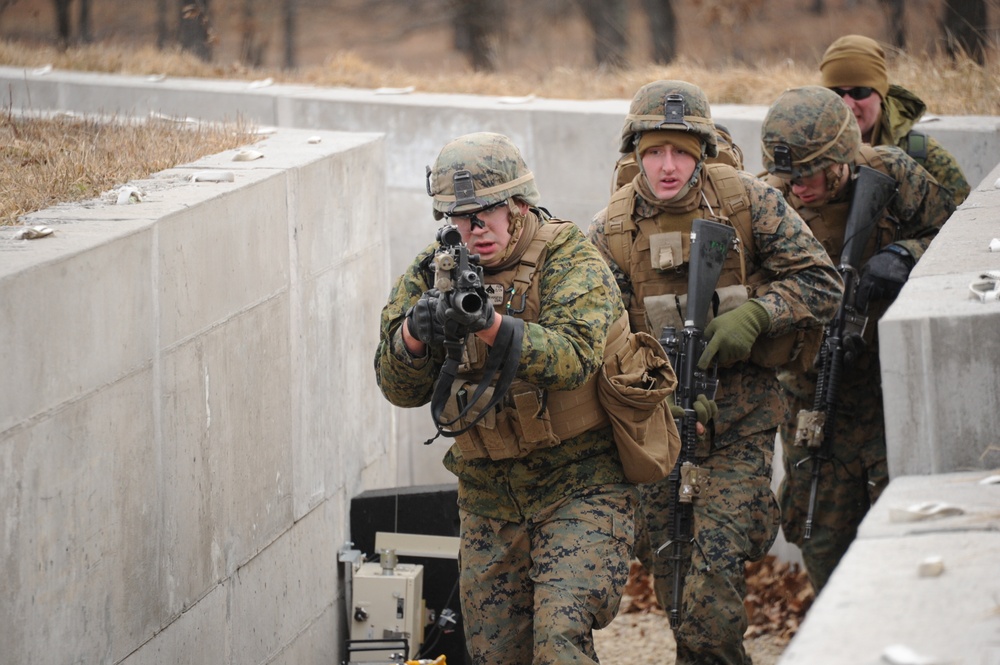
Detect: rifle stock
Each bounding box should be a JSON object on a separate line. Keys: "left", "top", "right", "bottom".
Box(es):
{"left": 656, "top": 218, "right": 735, "bottom": 628}
{"left": 796, "top": 165, "right": 897, "bottom": 540}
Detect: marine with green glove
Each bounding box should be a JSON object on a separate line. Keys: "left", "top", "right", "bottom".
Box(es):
{"left": 588, "top": 80, "right": 842, "bottom": 665}
{"left": 761, "top": 86, "right": 954, "bottom": 594}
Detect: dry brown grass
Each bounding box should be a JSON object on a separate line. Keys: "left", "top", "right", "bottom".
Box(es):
{"left": 0, "top": 34, "right": 997, "bottom": 226}
{"left": 1, "top": 37, "right": 997, "bottom": 113}
{"left": 0, "top": 111, "right": 256, "bottom": 225}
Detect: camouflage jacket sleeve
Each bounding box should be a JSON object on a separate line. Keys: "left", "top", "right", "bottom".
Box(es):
{"left": 875, "top": 145, "right": 956, "bottom": 262}
{"left": 519, "top": 222, "right": 625, "bottom": 391}
{"left": 740, "top": 173, "right": 843, "bottom": 337}
{"left": 919, "top": 135, "right": 970, "bottom": 207}
{"left": 373, "top": 241, "right": 440, "bottom": 409}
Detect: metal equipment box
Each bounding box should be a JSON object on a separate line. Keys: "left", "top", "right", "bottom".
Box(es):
{"left": 349, "top": 561, "right": 424, "bottom": 662}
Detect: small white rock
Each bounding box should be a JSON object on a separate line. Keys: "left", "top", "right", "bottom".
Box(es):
{"left": 917, "top": 556, "right": 944, "bottom": 578}
{"left": 191, "top": 171, "right": 235, "bottom": 183}
{"left": 116, "top": 185, "right": 143, "bottom": 205}
{"left": 307, "top": 136, "right": 322, "bottom": 144}
{"left": 232, "top": 149, "right": 264, "bottom": 162}
{"left": 989, "top": 238, "right": 1000, "bottom": 252}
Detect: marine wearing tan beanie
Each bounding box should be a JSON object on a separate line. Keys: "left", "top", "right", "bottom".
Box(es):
{"left": 637, "top": 130, "right": 703, "bottom": 160}
{"left": 819, "top": 35, "right": 890, "bottom": 100}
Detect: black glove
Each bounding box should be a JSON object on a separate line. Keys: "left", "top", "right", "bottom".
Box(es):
{"left": 842, "top": 332, "right": 867, "bottom": 367}
{"left": 405, "top": 289, "right": 447, "bottom": 347}
{"left": 857, "top": 244, "right": 914, "bottom": 311}
{"left": 442, "top": 287, "right": 496, "bottom": 337}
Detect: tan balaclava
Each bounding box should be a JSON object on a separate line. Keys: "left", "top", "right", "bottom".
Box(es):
{"left": 635, "top": 130, "right": 705, "bottom": 205}
{"left": 819, "top": 35, "right": 890, "bottom": 100}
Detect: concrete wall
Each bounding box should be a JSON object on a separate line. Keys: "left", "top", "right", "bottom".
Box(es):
{"left": 0, "top": 127, "right": 393, "bottom": 664}
{"left": 880, "top": 162, "right": 1000, "bottom": 476}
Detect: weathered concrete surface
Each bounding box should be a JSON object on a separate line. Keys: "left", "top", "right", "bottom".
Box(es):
{"left": 880, "top": 162, "right": 1000, "bottom": 477}
{"left": 779, "top": 471, "right": 1000, "bottom": 665}
{"left": 0, "top": 128, "right": 392, "bottom": 665}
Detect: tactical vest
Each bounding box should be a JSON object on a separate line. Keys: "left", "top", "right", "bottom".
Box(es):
{"left": 605, "top": 163, "right": 810, "bottom": 369}
{"left": 440, "top": 220, "right": 625, "bottom": 461}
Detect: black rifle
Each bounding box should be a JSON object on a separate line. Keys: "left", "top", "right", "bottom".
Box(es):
{"left": 433, "top": 223, "right": 487, "bottom": 335}
{"left": 656, "top": 218, "right": 735, "bottom": 629}
{"left": 426, "top": 224, "right": 523, "bottom": 443}
{"left": 794, "top": 165, "right": 897, "bottom": 540}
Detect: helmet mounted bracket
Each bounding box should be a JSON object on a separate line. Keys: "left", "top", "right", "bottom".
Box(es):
{"left": 773, "top": 144, "right": 793, "bottom": 175}
{"left": 662, "top": 93, "right": 686, "bottom": 126}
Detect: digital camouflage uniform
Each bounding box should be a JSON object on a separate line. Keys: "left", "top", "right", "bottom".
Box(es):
{"left": 375, "top": 133, "right": 637, "bottom": 665}
{"left": 761, "top": 86, "right": 955, "bottom": 594}
{"left": 588, "top": 81, "right": 842, "bottom": 665}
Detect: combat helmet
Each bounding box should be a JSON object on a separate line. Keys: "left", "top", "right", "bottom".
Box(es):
{"left": 427, "top": 132, "right": 540, "bottom": 220}
{"left": 619, "top": 80, "right": 718, "bottom": 158}
{"left": 761, "top": 86, "right": 861, "bottom": 180}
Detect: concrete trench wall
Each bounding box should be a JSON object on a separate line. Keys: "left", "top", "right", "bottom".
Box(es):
{"left": 1, "top": 67, "right": 998, "bottom": 663}
{"left": 1, "top": 126, "right": 393, "bottom": 664}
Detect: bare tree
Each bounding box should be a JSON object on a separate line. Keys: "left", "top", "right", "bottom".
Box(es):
{"left": 53, "top": 0, "right": 71, "bottom": 48}
{"left": 179, "top": 0, "right": 213, "bottom": 62}
{"left": 240, "top": 0, "right": 265, "bottom": 67}
{"left": 452, "top": 0, "right": 504, "bottom": 72}
{"left": 283, "top": 0, "right": 297, "bottom": 69}
{"left": 577, "top": 0, "right": 628, "bottom": 68}
{"left": 77, "top": 0, "right": 90, "bottom": 43}
{"left": 157, "top": 0, "right": 170, "bottom": 49}
{"left": 643, "top": 0, "right": 677, "bottom": 64}
{"left": 940, "top": 0, "right": 987, "bottom": 64}
{"left": 879, "top": 0, "right": 905, "bottom": 49}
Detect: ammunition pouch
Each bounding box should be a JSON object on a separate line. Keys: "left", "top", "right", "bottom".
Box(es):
{"left": 442, "top": 379, "right": 560, "bottom": 461}
{"left": 597, "top": 316, "right": 681, "bottom": 484}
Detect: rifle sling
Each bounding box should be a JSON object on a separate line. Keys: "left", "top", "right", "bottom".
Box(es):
{"left": 429, "top": 316, "right": 524, "bottom": 438}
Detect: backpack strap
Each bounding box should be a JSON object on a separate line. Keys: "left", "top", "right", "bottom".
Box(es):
{"left": 703, "top": 163, "right": 752, "bottom": 284}
{"left": 605, "top": 184, "right": 638, "bottom": 276}
{"left": 508, "top": 220, "right": 569, "bottom": 315}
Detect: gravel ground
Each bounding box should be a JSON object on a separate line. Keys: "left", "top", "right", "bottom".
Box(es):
{"left": 594, "top": 609, "right": 787, "bottom": 665}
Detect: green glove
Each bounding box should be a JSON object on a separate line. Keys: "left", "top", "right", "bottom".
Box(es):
{"left": 697, "top": 300, "right": 770, "bottom": 369}
{"left": 668, "top": 394, "right": 718, "bottom": 425}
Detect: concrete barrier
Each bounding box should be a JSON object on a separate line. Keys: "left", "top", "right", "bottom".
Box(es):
{"left": 0, "top": 127, "right": 392, "bottom": 664}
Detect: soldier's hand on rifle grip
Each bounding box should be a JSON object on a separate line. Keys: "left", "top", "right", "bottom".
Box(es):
{"left": 404, "top": 289, "right": 447, "bottom": 350}
{"left": 856, "top": 244, "right": 914, "bottom": 311}
{"left": 697, "top": 300, "right": 771, "bottom": 369}
{"left": 842, "top": 332, "right": 867, "bottom": 367}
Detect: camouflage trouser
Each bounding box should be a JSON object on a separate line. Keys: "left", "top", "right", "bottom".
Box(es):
{"left": 458, "top": 484, "right": 637, "bottom": 665}
{"left": 778, "top": 398, "right": 888, "bottom": 593}
{"left": 634, "top": 431, "right": 781, "bottom": 665}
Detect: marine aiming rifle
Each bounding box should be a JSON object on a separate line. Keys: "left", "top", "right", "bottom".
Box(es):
{"left": 794, "top": 165, "right": 897, "bottom": 540}
{"left": 656, "top": 218, "right": 736, "bottom": 629}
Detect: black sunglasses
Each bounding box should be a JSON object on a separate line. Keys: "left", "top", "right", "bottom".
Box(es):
{"left": 829, "top": 86, "right": 876, "bottom": 101}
